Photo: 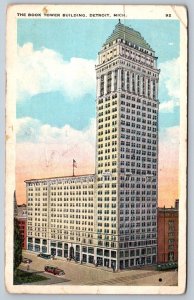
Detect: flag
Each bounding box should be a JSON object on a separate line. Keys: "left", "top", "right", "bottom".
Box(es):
{"left": 73, "top": 159, "right": 77, "bottom": 168}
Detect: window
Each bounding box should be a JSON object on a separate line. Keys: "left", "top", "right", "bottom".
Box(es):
{"left": 114, "top": 70, "right": 118, "bottom": 90}
{"left": 97, "top": 248, "right": 103, "bottom": 256}
{"left": 100, "top": 75, "right": 104, "bottom": 96}
{"left": 107, "top": 71, "right": 112, "bottom": 93}
{"left": 168, "top": 220, "right": 174, "bottom": 232}
{"left": 132, "top": 73, "right": 135, "bottom": 92}
{"left": 111, "top": 251, "right": 116, "bottom": 258}
{"left": 142, "top": 76, "right": 145, "bottom": 95}
{"left": 137, "top": 75, "right": 140, "bottom": 94}
{"left": 153, "top": 80, "right": 156, "bottom": 99}
{"left": 121, "top": 69, "right": 125, "bottom": 90}
{"left": 168, "top": 239, "right": 174, "bottom": 245}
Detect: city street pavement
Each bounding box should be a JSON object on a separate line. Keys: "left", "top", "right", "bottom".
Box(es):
{"left": 22, "top": 250, "right": 178, "bottom": 286}
{"left": 19, "top": 265, "right": 70, "bottom": 285}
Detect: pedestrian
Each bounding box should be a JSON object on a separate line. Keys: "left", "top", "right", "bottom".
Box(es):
{"left": 112, "top": 262, "right": 115, "bottom": 272}
{"left": 27, "top": 262, "right": 30, "bottom": 271}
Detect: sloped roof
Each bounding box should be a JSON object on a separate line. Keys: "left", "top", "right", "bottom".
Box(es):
{"left": 104, "top": 21, "right": 153, "bottom": 51}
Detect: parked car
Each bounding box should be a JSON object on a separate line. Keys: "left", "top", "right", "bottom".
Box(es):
{"left": 37, "top": 253, "right": 52, "bottom": 259}
{"left": 157, "top": 262, "right": 178, "bottom": 271}
{"left": 44, "top": 265, "right": 65, "bottom": 276}
{"left": 22, "top": 257, "right": 32, "bottom": 264}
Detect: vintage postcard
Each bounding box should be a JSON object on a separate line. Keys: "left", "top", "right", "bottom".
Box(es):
{"left": 5, "top": 4, "right": 187, "bottom": 294}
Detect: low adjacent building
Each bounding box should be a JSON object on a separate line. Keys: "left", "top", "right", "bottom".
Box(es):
{"left": 16, "top": 204, "right": 27, "bottom": 250}
{"left": 157, "top": 200, "right": 179, "bottom": 264}
{"left": 25, "top": 174, "right": 98, "bottom": 265}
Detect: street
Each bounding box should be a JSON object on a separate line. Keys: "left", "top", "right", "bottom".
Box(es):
{"left": 21, "top": 250, "right": 178, "bottom": 286}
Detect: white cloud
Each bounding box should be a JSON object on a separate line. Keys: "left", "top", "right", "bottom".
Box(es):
{"left": 16, "top": 43, "right": 96, "bottom": 101}
{"left": 159, "top": 57, "right": 180, "bottom": 112}
{"left": 16, "top": 117, "right": 41, "bottom": 142}
{"left": 159, "top": 99, "right": 179, "bottom": 113}
{"left": 16, "top": 116, "right": 96, "bottom": 148}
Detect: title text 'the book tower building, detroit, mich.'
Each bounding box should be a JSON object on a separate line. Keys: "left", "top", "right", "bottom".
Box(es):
{"left": 25, "top": 21, "right": 160, "bottom": 270}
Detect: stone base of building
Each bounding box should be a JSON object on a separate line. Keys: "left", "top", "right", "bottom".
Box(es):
{"left": 27, "top": 237, "right": 157, "bottom": 270}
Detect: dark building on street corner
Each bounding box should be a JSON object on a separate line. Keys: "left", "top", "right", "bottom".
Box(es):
{"left": 15, "top": 202, "right": 27, "bottom": 250}
{"left": 157, "top": 199, "right": 179, "bottom": 264}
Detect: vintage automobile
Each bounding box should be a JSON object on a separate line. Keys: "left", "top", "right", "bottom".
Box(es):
{"left": 22, "top": 257, "right": 32, "bottom": 264}
{"left": 157, "top": 262, "right": 178, "bottom": 271}
{"left": 37, "top": 253, "right": 52, "bottom": 259}
{"left": 44, "top": 265, "right": 65, "bottom": 276}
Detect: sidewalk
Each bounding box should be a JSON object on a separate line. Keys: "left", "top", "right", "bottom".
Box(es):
{"left": 23, "top": 250, "right": 116, "bottom": 273}
{"left": 62, "top": 259, "right": 116, "bottom": 273}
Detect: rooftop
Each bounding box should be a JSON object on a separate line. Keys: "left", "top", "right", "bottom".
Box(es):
{"left": 158, "top": 207, "right": 178, "bottom": 212}
{"left": 25, "top": 174, "right": 95, "bottom": 182}
{"left": 103, "top": 21, "right": 153, "bottom": 51}
{"left": 158, "top": 200, "right": 179, "bottom": 212}
{"left": 17, "top": 205, "right": 27, "bottom": 218}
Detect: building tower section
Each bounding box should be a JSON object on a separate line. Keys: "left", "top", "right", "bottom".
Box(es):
{"left": 95, "top": 22, "right": 160, "bottom": 269}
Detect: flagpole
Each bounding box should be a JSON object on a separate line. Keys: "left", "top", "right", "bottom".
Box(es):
{"left": 73, "top": 159, "right": 74, "bottom": 177}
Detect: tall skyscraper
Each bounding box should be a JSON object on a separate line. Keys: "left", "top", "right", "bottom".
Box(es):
{"left": 26, "top": 21, "right": 159, "bottom": 270}
{"left": 95, "top": 21, "right": 160, "bottom": 269}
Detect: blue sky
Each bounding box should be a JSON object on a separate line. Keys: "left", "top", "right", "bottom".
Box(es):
{"left": 17, "top": 19, "right": 180, "bottom": 131}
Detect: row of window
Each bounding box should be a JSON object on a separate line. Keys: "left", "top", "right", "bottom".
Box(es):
{"left": 97, "top": 151, "right": 157, "bottom": 159}
{"left": 97, "top": 196, "right": 157, "bottom": 203}
{"left": 120, "top": 47, "right": 154, "bottom": 63}
{"left": 120, "top": 246, "right": 156, "bottom": 258}
{"left": 27, "top": 179, "right": 94, "bottom": 188}
{"left": 28, "top": 197, "right": 94, "bottom": 202}
{"left": 98, "top": 105, "right": 158, "bottom": 118}
{"left": 97, "top": 162, "right": 157, "bottom": 169}
{"left": 98, "top": 93, "right": 158, "bottom": 107}
{"left": 98, "top": 121, "right": 157, "bottom": 133}
{"left": 100, "top": 70, "right": 157, "bottom": 98}
{"left": 97, "top": 169, "right": 156, "bottom": 176}
{"left": 98, "top": 103, "right": 158, "bottom": 116}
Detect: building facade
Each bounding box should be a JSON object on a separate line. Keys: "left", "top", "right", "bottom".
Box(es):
{"left": 26, "top": 175, "right": 97, "bottom": 263}
{"left": 95, "top": 21, "right": 159, "bottom": 269}
{"left": 26, "top": 21, "right": 160, "bottom": 270}
{"left": 16, "top": 204, "right": 27, "bottom": 249}
{"left": 157, "top": 200, "right": 179, "bottom": 264}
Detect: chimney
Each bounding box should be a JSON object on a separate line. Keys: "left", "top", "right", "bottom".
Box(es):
{"left": 175, "top": 199, "right": 179, "bottom": 210}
